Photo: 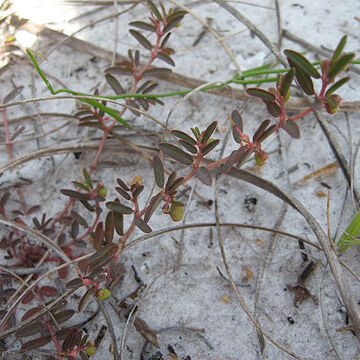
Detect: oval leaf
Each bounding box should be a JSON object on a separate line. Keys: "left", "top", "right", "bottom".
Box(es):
{"left": 195, "top": 167, "right": 212, "bottom": 186}
{"left": 21, "top": 336, "right": 51, "bottom": 351}
{"left": 284, "top": 49, "right": 320, "bottom": 78}
{"left": 129, "top": 21, "right": 156, "bottom": 32}
{"left": 106, "top": 201, "right": 133, "bottom": 214}
{"left": 329, "top": 53, "right": 355, "bottom": 80}
{"left": 159, "top": 143, "right": 193, "bottom": 165}
{"left": 135, "top": 217, "right": 152, "bottom": 233}
{"left": 201, "top": 121, "right": 217, "bottom": 144}
{"left": 153, "top": 155, "right": 164, "bottom": 187}
{"left": 179, "top": 140, "right": 197, "bottom": 154}
{"left": 282, "top": 119, "right": 300, "bottom": 138}
{"left": 156, "top": 52, "right": 175, "bottom": 66}
{"left": 202, "top": 139, "right": 220, "bottom": 156}
{"left": 266, "top": 101, "right": 282, "bottom": 117}
{"left": 171, "top": 130, "right": 196, "bottom": 144}
{"left": 280, "top": 69, "right": 294, "bottom": 97}
{"left": 325, "top": 77, "right": 350, "bottom": 96}
{"left": 253, "top": 119, "right": 270, "bottom": 142}
{"left": 144, "top": 193, "right": 164, "bottom": 223}
{"left": 105, "top": 73, "right": 125, "bottom": 94}
{"left": 60, "top": 189, "right": 91, "bottom": 201}
{"left": 331, "top": 35, "right": 347, "bottom": 65}
{"left": 129, "top": 30, "right": 152, "bottom": 50}
{"left": 246, "top": 88, "right": 276, "bottom": 102}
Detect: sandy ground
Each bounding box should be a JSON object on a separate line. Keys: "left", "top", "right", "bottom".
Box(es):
{"left": 1, "top": 0, "right": 360, "bottom": 359}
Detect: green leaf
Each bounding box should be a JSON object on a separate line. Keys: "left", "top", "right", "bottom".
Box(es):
{"left": 105, "top": 66, "right": 133, "bottom": 76}
{"left": 53, "top": 310, "right": 75, "bottom": 324}
{"left": 165, "top": 171, "right": 177, "bottom": 192}
{"left": 246, "top": 88, "right": 276, "bottom": 102}
{"left": 83, "top": 168, "right": 93, "bottom": 189}
{"left": 156, "top": 52, "right": 175, "bottom": 66}
{"left": 159, "top": 143, "right": 193, "bottom": 165}
{"left": 117, "top": 177, "right": 130, "bottom": 191}
{"left": 266, "top": 102, "right": 281, "bottom": 117}
{"left": 171, "top": 130, "right": 196, "bottom": 145}
{"left": 135, "top": 217, "right": 152, "bottom": 233}
{"left": 337, "top": 210, "right": 360, "bottom": 251}
{"left": 282, "top": 119, "right": 300, "bottom": 138}
{"left": 284, "top": 49, "right": 320, "bottom": 78}
{"left": 195, "top": 167, "right": 212, "bottom": 186}
{"left": 105, "top": 211, "right": 114, "bottom": 244}
{"left": 87, "top": 244, "right": 118, "bottom": 267}
{"left": 232, "top": 126, "right": 242, "bottom": 144}
{"left": 325, "top": 77, "right": 350, "bottom": 96}
{"left": 236, "top": 147, "right": 254, "bottom": 168}
{"left": 222, "top": 150, "right": 239, "bottom": 173}
{"left": 163, "top": 14, "right": 184, "bottom": 33}
{"left": 201, "top": 121, "right": 217, "bottom": 144}
{"left": 72, "top": 181, "right": 90, "bottom": 192}
{"left": 115, "top": 186, "right": 131, "bottom": 200}
{"left": 78, "top": 288, "right": 95, "bottom": 312}
{"left": 292, "top": 65, "right": 314, "bottom": 95}
{"left": 129, "top": 29, "right": 152, "bottom": 50}
{"left": 133, "top": 184, "right": 144, "bottom": 198}
{"left": 253, "top": 119, "right": 270, "bottom": 142}
{"left": 202, "top": 139, "right": 220, "bottom": 156}
{"left": 167, "top": 177, "right": 184, "bottom": 193}
{"left": 105, "top": 73, "right": 125, "bottom": 94}
{"left": 231, "top": 109, "right": 243, "bottom": 132}
{"left": 114, "top": 212, "right": 124, "bottom": 235}
{"left": 21, "top": 336, "right": 51, "bottom": 351}
{"left": 60, "top": 189, "right": 91, "bottom": 201}
{"left": 331, "top": 35, "right": 347, "bottom": 65}
{"left": 129, "top": 21, "right": 156, "bottom": 32}
{"left": 280, "top": 69, "right": 294, "bottom": 97}
{"left": 106, "top": 201, "right": 133, "bottom": 214}
{"left": 256, "top": 124, "right": 276, "bottom": 143}
{"left": 143, "top": 68, "right": 172, "bottom": 77}
{"left": 179, "top": 140, "right": 197, "bottom": 154}
{"left": 148, "top": 0, "right": 162, "bottom": 20}
{"left": 144, "top": 193, "right": 163, "bottom": 223}
{"left": 329, "top": 53, "right": 355, "bottom": 80}
{"left": 15, "top": 322, "right": 45, "bottom": 338}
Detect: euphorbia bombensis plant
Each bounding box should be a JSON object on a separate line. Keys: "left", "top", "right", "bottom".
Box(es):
{"left": 61, "top": 36, "right": 354, "bottom": 298}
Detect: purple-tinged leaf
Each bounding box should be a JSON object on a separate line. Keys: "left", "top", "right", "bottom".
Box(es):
{"left": 22, "top": 307, "right": 41, "bottom": 322}
{"left": 40, "top": 285, "right": 58, "bottom": 297}
{"left": 331, "top": 35, "right": 347, "bottom": 65}
{"left": 246, "top": 88, "right": 276, "bottom": 102}
{"left": 129, "top": 21, "right": 156, "bottom": 32}
{"left": 114, "top": 212, "right": 124, "bottom": 235}
{"left": 163, "top": 14, "right": 184, "bottom": 34}
{"left": 171, "top": 129, "right": 196, "bottom": 144}
{"left": 127, "top": 100, "right": 141, "bottom": 117}
{"left": 72, "top": 181, "right": 90, "bottom": 192}
{"left": 292, "top": 65, "right": 314, "bottom": 95}
{"left": 144, "top": 193, "right": 163, "bottom": 223}
{"left": 159, "top": 143, "right": 193, "bottom": 165}
{"left": 256, "top": 124, "right": 276, "bottom": 143}
{"left": 115, "top": 186, "right": 131, "bottom": 200}
{"left": 66, "top": 278, "right": 83, "bottom": 289}
{"left": 167, "top": 10, "right": 187, "bottom": 21}
{"left": 329, "top": 53, "right": 355, "bottom": 80}
{"left": 160, "top": 32, "right": 172, "bottom": 49}
{"left": 53, "top": 310, "right": 75, "bottom": 324}
{"left": 253, "top": 119, "right": 270, "bottom": 142}
{"left": 266, "top": 101, "right": 282, "bottom": 117}
{"left": 282, "top": 119, "right": 300, "bottom": 138}
{"left": 179, "top": 140, "right": 197, "bottom": 154}
{"left": 134, "top": 50, "right": 140, "bottom": 66}
{"left": 148, "top": 0, "right": 162, "bottom": 20}
{"left": 21, "top": 336, "right": 51, "bottom": 351}
{"left": 156, "top": 52, "right": 175, "bottom": 66}
{"left": 231, "top": 110, "right": 243, "bottom": 133}
{"left": 105, "top": 73, "right": 125, "bottom": 94}
{"left": 195, "top": 167, "right": 212, "bottom": 186}
{"left": 167, "top": 177, "right": 184, "bottom": 193}
{"left": 117, "top": 178, "right": 130, "bottom": 191}
{"left": 284, "top": 49, "right": 320, "bottom": 78}
{"left": 143, "top": 68, "right": 172, "bottom": 77}
{"left": 87, "top": 244, "right": 118, "bottom": 266}
{"left": 104, "top": 66, "right": 133, "bottom": 76}
{"left": 165, "top": 171, "right": 177, "bottom": 192}
{"left": 236, "top": 148, "right": 254, "bottom": 168}
{"left": 70, "top": 220, "right": 79, "bottom": 239}
{"left": 80, "top": 200, "right": 95, "bottom": 212}
{"left": 201, "top": 121, "right": 217, "bottom": 144}
{"left": 222, "top": 150, "right": 239, "bottom": 173}
{"left": 232, "top": 126, "right": 242, "bottom": 144}
{"left": 129, "top": 29, "right": 152, "bottom": 50}
{"left": 78, "top": 288, "right": 95, "bottom": 312}
{"left": 325, "top": 77, "right": 350, "bottom": 96}
{"left": 15, "top": 321, "right": 45, "bottom": 338}
{"left": 60, "top": 189, "right": 91, "bottom": 201}
{"left": 280, "top": 69, "right": 294, "bottom": 97}
{"left": 106, "top": 201, "right": 133, "bottom": 214}
{"left": 202, "top": 139, "right": 220, "bottom": 156}
{"left": 132, "top": 184, "right": 144, "bottom": 198}
{"left": 105, "top": 211, "right": 114, "bottom": 244}
{"left": 135, "top": 217, "right": 152, "bottom": 233}
{"left": 153, "top": 155, "right": 164, "bottom": 188}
